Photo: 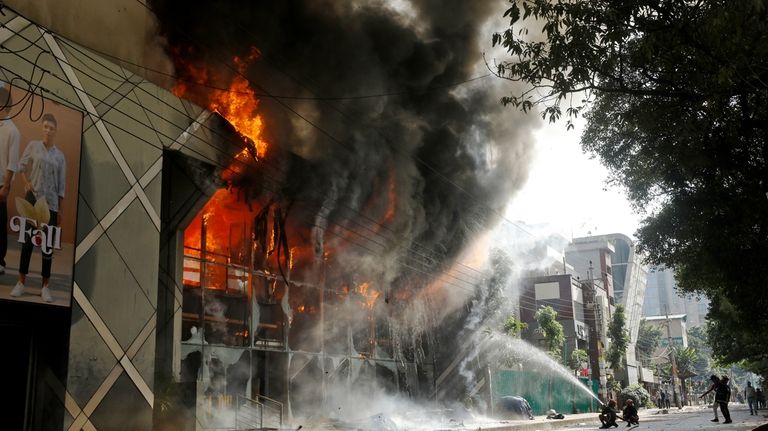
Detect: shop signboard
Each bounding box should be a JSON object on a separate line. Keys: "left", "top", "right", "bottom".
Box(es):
{"left": 0, "top": 82, "right": 82, "bottom": 307}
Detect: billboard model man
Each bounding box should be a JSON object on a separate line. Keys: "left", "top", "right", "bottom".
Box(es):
{"left": 10, "top": 113, "right": 65, "bottom": 303}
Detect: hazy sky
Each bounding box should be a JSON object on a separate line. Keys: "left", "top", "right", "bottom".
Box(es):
{"left": 505, "top": 118, "right": 642, "bottom": 240}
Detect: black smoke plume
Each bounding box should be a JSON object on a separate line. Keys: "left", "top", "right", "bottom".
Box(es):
{"left": 149, "top": 0, "right": 537, "bottom": 316}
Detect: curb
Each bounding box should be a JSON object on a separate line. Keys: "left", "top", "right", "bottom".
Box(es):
{"left": 475, "top": 407, "right": 677, "bottom": 430}
{"left": 476, "top": 416, "right": 601, "bottom": 431}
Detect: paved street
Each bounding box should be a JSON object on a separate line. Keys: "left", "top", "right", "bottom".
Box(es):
{"left": 553, "top": 406, "right": 767, "bottom": 431}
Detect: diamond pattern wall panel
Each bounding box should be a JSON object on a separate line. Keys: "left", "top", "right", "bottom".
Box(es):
{"left": 0, "top": 8, "right": 226, "bottom": 429}
{"left": 143, "top": 173, "right": 163, "bottom": 220}
{"left": 75, "top": 195, "right": 100, "bottom": 246}
{"left": 78, "top": 126, "right": 132, "bottom": 220}
{"left": 66, "top": 48, "right": 124, "bottom": 106}
{"left": 67, "top": 304, "right": 118, "bottom": 408}
{"left": 75, "top": 234, "right": 154, "bottom": 351}
{"left": 138, "top": 92, "right": 196, "bottom": 148}
{"left": 88, "top": 373, "right": 153, "bottom": 431}
{"left": 94, "top": 77, "right": 141, "bottom": 118}
{"left": 104, "top": 197, "right": 160, "bottom": 301}
{"left": 130, "top": 330, "right": 157, "bottom": 391}
{"left": 2, "top": 24, "right": 48, "bottom": 79}
{"left": 103, "top": 105, "right": 163, "bottom": 179}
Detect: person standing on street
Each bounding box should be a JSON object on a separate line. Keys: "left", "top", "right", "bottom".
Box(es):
{"left": 717, "top": 376, "right": 733, "bottom": 423}
{"left": 746, "top": 381, "right": 757, "bottom": 415}
{"left": 700, "top": 375, "right": 724, "bottom": 422}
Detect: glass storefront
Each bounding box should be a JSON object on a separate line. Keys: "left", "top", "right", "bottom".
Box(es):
{"left": 175, "top": 179, "right": 435, "bottom": 428}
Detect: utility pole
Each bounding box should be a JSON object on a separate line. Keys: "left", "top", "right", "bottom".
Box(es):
{"left": 664, "top": 306, "right": 682, "bottom": 409}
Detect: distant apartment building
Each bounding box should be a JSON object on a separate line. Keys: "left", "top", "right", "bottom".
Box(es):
{"left": 519, "top": 274, "right": 589, "bottom": 357}
{"left": 566, "top": 234, "right": 648, "bottom": 387}
{"left": 519, "top": 271, "right": 613, "bottom": 401}
{"left": 564, "top": 237, "right": 615, "bottom": 302}
{"left": 644, "top": 267, "right": 709, "bottom": 326}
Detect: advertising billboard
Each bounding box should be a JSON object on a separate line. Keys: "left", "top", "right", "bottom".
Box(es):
{"left": 0, "top": 83, "right": 82, "bottom": 307}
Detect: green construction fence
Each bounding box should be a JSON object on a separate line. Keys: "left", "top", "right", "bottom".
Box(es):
{"left": 491, "top": 369, "right": 600, "bottom": 415}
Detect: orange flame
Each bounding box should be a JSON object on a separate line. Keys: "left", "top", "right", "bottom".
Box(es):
{"left": 357, "top": 282, "right": 381, "bottom": 310}
{"left": 183, "top": 188, "right": 260, "bottom": 289}
{"left": 173, "top": 48, "right": 268, "bottom": 160}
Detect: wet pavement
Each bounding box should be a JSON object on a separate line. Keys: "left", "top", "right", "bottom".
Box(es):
{"left": 280, "top": 405, "right": 767, "bottom": 430}
{"left": 472, "top": 404, "right": 768, "bottom": 431}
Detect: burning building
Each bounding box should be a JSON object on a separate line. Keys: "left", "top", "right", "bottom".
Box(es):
{"left": 0, "top": 1, "right": 545, "bottom": 429}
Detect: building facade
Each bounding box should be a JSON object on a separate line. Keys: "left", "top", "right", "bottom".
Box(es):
{"left": 0, "top": 6, "right": 462, "bottom": 429}
{"left": 644, "top": 267, "right": 709, "bottom": 327}
{"left": 0, "top": 7, "right": 212, "bottom": 428}
{"left": 519, "top": 274, "right": 589, "bottom": 359}
{"left": 518, "top": 272, "right": 612, "bottom": 401}
{"left": 566, "top": 234, "right": 648, "bottom": 387}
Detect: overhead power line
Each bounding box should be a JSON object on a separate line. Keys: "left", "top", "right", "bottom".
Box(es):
{"left": 0, "top": 7, "right": 563, "bottom": 309}
{"left": 0, "top": 21, "right": 488, "bottom": 295}
{"left": 127, "top": 0, "right": 537, "bottom": 241}
{"left": 50, "top": 34, "right": 492, "bottom": 101}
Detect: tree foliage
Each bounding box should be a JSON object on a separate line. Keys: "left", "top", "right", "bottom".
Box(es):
{"left": 569, "top": 348, "right": 589, "bottom": 371}
{"left": 503, "top": 315, "right": 528, "bottom": 337}
{"left": 708, "top": 310, "right": 768, "bottom": 377}
{"left": 534, "top": 305, "right": 566, "bottom": 361}
{"left": 493, "top": 0, "right": 768, "bottom": 371}
{"left": 659, "top": 346, "right": 699, "bottom": 403}
{"left": 686, "top": 325, "right": 714, "bottom": 377}
{"left": 620, "top": 384, "right": 652, "bottom": 408}
{"left": 607, "top": 305, "right": 629, "bottom": 371}
{"left": 671, "top": 346, "right": 698, "bottom": 380}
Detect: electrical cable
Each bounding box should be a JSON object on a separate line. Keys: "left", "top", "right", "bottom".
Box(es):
{"left": 44, "top": 27, "right": 492, "bottom": 101}
{"left": 4, "top": 68, "right": 488, "bottom": 336}
{"left": 0, "top": 68, "right": 483, "bottom": 298}
{"left": 42, "top": 31, "right": 492, "bottom": 286}
{"left": 0, "top": 49, "right": 49, "bottom": 122}
{"left": 0, "top": 16, "right": 558, "bottom": 311}
{"left": 0, "top": 60, "right": 549, "bottom": 363}
{"left": 129, "top": 0, "right": 538, "bottom": 244}
{"left": 1, "top": 0, "right": 613, "bottom": 360}
{"left": 48, "top": 32, "right": 490, "bottom": 285}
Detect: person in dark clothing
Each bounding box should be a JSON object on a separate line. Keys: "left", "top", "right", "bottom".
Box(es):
{"left": 599, "top": 400, "right": 619, "bottom": 429}
{"left": 622, "top": 399, "right": 639, "bottom": 427}
{"left": 715, "top": 375, "right": 732, "bottom": 424}
{"left": 700, "top": 375, "right": 722, "bottom": 421}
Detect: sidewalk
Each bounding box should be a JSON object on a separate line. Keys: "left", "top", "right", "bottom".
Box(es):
{"left": 473, "top": 406, "right": 697, "bottom": 431}
{"left": 473, "top": 412, "right": 600, "bottom": 431}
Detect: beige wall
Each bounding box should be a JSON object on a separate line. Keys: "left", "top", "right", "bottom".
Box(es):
{"left": 5, "top": 0, "right": 173, "bottom": 88}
